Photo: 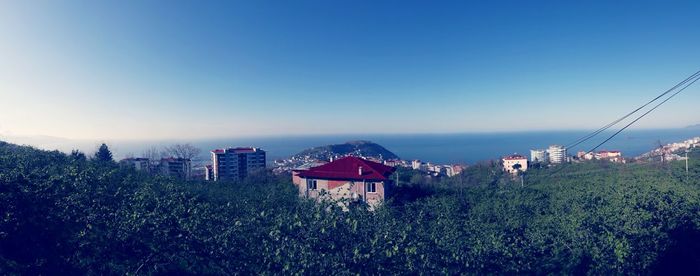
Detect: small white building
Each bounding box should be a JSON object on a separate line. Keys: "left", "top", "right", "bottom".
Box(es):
{"left": 530, "top": 149, "right": 548, "bottom": 163}
{"left": 120, "top": 158, "right": 151, "bottom": 172}
{"left": 411, "top": 160, "right": 423, "bottom": 170}
{"left": 502, "top": 154, "right": 528, "bottom": 174}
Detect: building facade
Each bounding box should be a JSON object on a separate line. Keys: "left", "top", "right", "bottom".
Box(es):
{"left": 292, "top": 156, "right": 396, "bottom": 209}
{"left": 547, "top": 145, "right": 567, "bottom": 164}
{"left": 159, "top": 158, "right": 192, "bottom": 180}
{"left": 502, "top": 154, "right": 528, "bottom": 174}
{"left": 411, "top": 160, "right": 423, "bottom": 170}
{"left": 211, "top": 147, "right": 266, "bottom": 181}
{"left": 119, "top": 158, "right": 151, "bottom": 172}
{"left": 530, "top": 149, "right": 548, "bottom": 163}
{"left": 577, "top": 150, "right": 624, "bottom": 163}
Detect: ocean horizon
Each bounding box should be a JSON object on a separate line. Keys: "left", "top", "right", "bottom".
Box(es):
{"left": 4, "top": 128, "right": 699, "bottom": 165}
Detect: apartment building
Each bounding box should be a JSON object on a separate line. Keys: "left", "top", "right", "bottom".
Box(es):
{"left": 211, "top": 147, "right": 266, "bottom": 181}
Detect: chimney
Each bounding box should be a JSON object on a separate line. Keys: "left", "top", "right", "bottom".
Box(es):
{"left": 358, "top": 166, "right": 363, "bottom": 176}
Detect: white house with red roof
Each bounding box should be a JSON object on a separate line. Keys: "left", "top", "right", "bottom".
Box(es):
{"left": 502, "top": 154, "right": 528, "bottom": 174}
{"left": 292, "top": 156, "right": 396, "bottom": 209}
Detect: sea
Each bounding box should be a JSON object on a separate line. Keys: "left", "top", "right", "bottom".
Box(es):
{"left": 3, "top": 128, "right": 698, "bottom": 165}
{"left": 107, "top": 128, "right": 700, "bottom": 165}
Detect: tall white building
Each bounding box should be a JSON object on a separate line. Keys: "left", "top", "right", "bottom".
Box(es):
{"left": 211, "top": 147, "right": 266, "bottom": 181}
{"left": 547, "top": 145, "right": 567, "bottom": 164}
{"left": 530, "top": 149, "right": 548, "bottom": 163}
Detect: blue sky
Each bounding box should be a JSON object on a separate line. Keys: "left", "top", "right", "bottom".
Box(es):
{"left": 1, "top": 0, "right": 699, "bottom": 140}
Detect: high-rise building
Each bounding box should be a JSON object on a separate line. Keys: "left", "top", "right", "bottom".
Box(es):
{"left": 159, "top": 157, "right": 192, "bottom": 180}
{"left": 211, "top": 147, "right": 266, "bottom": 181}
{"left": 119, "top": 158, "right": 151, "bottom": 172}
{"left": 530, "top": 149, "right": 548, "bottom": 163}
{"left": 547, "top": 145, "right": 567, "bottom": 164}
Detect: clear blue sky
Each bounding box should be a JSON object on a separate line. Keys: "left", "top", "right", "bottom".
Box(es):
{"left": 1, "top": 0, "right": 699, "bottom": 140}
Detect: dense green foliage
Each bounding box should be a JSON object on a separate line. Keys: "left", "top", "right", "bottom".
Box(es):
{"left": 1, "top": 141, "right": 700, "bottom": 274}
{"left": 94, "top": 143, "right": 113, "bottom": 163}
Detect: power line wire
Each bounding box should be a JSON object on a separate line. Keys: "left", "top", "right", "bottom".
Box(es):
{"left": 586, "top": 74, "right": 700, "bottom": 154}
{"left": 564, "top": 69, "right": 700, "bottom": 150}
{"left": 538, "top": 69, "right": 700, "bottom": 181}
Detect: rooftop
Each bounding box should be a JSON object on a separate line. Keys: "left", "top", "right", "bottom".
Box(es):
{"left": 121, "top": 157, "right": 149, "bottom": 161}
{"left": 161, "top": 157, "right": 191, "bottom": 162}
{"left": 503, "top": 154, "right": 527, "bottom": 160}
{"left": 295, "top": 156, "right": 396, "bottom": 181}
{"left": 212, "top": 147, "right": 263, "bottom": 154}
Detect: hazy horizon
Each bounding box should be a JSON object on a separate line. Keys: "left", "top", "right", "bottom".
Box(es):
{"left": 2, "top": 127, "right": 698, "bottom": 164}
{"left": 2, "top": 125, "right": 698, "bottom": 143}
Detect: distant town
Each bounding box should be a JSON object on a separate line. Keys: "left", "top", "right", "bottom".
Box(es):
{"left": 116, "top": 136, "right": 700, "bottom": 208}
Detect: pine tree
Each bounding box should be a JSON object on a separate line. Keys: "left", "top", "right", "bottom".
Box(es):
{"left": 94, "top": 143, "right": 113, "bottom": 163}
{"left": 70, "top": 149, "right": 87, "bottom": 161}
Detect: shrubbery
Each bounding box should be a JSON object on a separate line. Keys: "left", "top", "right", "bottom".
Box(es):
{"left": 1, "top": 141, "right": 699, "bottom": 274}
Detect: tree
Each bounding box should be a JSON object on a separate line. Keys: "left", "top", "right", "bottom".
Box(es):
{"left": 94, "top": 143, "right": 113, "bottom": 163}
{"left": 164, "top": 143, "right": 201, "bottom": 160}
{"left": 70, "top": 149, "right": 86, "bottom": 161}
{"left": 142, "top": 146, "right": 165, "bottom": 161}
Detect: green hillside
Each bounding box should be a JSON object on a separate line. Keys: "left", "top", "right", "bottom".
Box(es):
{"left": 293, "top": 140, "right": 399, "bottom": 160}
{"left": 1, "top": 140, "right": 700, "bottom": 274}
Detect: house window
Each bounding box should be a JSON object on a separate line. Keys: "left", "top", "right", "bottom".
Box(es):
{"left": 306, "top": 179, "right": 317, "bottom": 190}
{"left": 366, "top": 182, "right": 377, "bottom": 193}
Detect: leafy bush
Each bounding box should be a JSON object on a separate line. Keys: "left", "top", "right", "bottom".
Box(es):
{"left": 1, "top": 141, "right": 699, "bottom": 274}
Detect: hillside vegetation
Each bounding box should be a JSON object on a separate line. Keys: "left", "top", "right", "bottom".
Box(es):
{"left": 1, "top": 141, "right": 700, "bottom": 274}
{"left": 294, "top": 140, "right": 399, "bottom": 160}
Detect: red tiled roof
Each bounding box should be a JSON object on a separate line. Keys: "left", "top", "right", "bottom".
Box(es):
{"left": 296, "top": 156, "right": 396, "bottom": 181}
{"left": 503, "top": 154, "right": 527, "bottom": 160}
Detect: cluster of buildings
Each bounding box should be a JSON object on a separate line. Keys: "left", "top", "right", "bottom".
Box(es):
{"left": 120, "top": 157, "right": 193, "bottom": 180}
{"left": 502, "top": 145, "right": 625, "bottom": 174}
{"left": 501, "top": 145, "right": 569, "bottom": 174}
{"left": 408, "top": 159, "right": 465, "bottom": 177}
{"left": 576, "top": 150, "right": 624, "bottom": 163}
{"left": 119, "top": 147, "right": 267, "bottom": 182}
{"left": 637, "top": 136, "right": 700, "bottom": 162}
{"left": 275, "top": 153, "right": 465, "bottom": 178}
{"left": 528, "top": 145, "right": 568, "bottom": 165}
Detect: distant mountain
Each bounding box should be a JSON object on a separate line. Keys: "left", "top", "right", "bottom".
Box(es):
{"left": 0, "top": 134, "right": 98, "bottom": 154}
{"left": 686, "top": 123, "right": 700, "bottom": 129}
{"left": 293, "top": 140, "right": 399, "bottom": 160}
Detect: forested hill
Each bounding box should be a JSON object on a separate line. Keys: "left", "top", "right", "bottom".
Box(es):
{"left": 293, "top": 140, "right": 399, "bottom": 160}
{"left": 1, "top": 140, "right": 700, "bottom": 274}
